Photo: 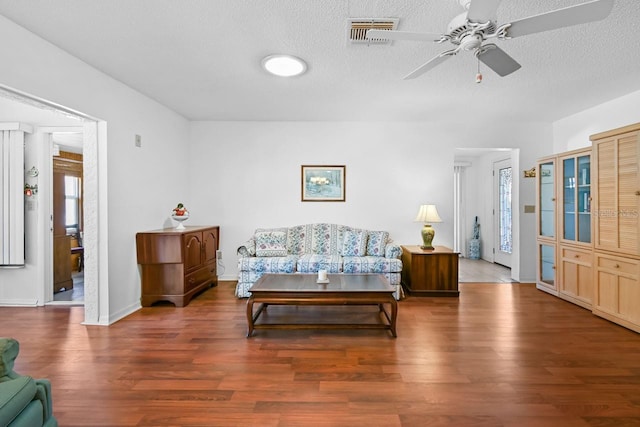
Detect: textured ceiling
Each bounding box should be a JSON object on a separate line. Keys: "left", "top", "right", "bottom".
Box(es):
{"left": 0, "top": 0, "right": 638, "bottom": 122}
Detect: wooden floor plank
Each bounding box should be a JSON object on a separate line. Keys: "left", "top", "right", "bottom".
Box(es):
{"left": 2, "top": 282, "right": 640, "bottom": 426}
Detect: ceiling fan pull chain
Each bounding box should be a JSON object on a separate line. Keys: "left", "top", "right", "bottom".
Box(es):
{"left": 476, "top": 57, "right": 482, "bottom": 84}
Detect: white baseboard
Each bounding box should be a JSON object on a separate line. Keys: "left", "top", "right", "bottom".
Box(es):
{"left": 107, "top": 301, "right": 142, "bottom": 325}
{"left": 0, "top": 299, "right": 38, "bottom": 307}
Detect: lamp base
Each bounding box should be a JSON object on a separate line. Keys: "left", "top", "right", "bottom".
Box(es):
{"left": 420, "top": 245, "right": 435, "bottom": 250}
{"left": 421, "top": 224, "right": 435, "bottom": 251}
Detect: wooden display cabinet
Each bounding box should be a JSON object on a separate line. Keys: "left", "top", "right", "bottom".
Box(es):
{"left": 590, "top": 122, "right": 640, "bottom": 332}
{"left": 136, "top": 226, "right": 219, "bottom": 307}
{"left": 401, "top": 245, "right": 459, "bottom": 296}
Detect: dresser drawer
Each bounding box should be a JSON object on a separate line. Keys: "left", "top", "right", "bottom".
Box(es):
{"left": 561, "top": 247, "right": 592, "bottom": 264}
{"left": 185, "top": 262, "right": 216, "bottom": 292}
{"left": 596, "top": 254, "right": 639, "bottom": 277}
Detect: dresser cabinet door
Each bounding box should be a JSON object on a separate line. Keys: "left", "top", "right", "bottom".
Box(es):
{"left": 558, "top": 245, "right": 592, "bottom": 308}
{"left": 202, "top": 228, "right": 219, "bottom": 265}
{"left": 593, "top": 253, "right": 640, "bottom": 332}
{"left": 184, "top": 232, "right": 204, "bottom": 271}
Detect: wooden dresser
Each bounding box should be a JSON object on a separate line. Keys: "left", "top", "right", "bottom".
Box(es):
{"left": 401, "top": 245, "right": 460, "bottom": 296}
{"left": 136, "top": 226, "right": 219, "bottom": 307}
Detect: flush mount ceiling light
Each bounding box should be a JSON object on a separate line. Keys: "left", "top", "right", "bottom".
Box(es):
{"left": 261, "top": 54, "right": 307, "bottom": 77}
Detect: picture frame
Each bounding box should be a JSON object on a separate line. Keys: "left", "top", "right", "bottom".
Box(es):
{"left": 301, "top": 165, "right": 346, "bottom": 202}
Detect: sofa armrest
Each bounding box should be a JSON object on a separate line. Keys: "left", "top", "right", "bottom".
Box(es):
{"left": 0, "top": 376, "right": 37, "bottom": 426}
{"left": 385, "top": 243, "right": 403, "bottom": 259}
{"left": 237, "top": 238, "right": 256, "bottom": 257}
{"left": 34, "top": 378, "right": 54, "bottom": 422}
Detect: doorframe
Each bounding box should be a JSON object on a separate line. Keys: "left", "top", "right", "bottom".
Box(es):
{"left": 1, "top": 84, "right": 110, "bottom": 325}
{"left": 453, "top": 147, "right": 520, "bottom": 282}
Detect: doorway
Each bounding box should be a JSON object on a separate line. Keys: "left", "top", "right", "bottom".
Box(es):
{"left": 52, "top": 136, "right": 84, "bottom": 303}
{"left": 493, "top": 158, "right": 512, "bottom": 268}
{"left": 1, "top": 84, "right": 106, "bottom": 324}
{"left": 453, "top": 147, "right": 520, "bottom": 282}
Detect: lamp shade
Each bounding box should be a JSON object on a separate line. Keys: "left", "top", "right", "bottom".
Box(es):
{"left": 414, "top": 204, "right": 442, "bottom": 223}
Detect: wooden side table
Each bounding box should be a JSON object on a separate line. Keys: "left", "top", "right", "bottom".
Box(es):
{"left": 401, "top": 245, "right": 460, "bottom": 296}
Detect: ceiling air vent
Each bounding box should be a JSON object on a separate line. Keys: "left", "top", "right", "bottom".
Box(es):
{"left": 348, "top": 18, "right": 399, "bottom": 44}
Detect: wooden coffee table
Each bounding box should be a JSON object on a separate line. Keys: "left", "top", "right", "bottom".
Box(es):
{"left": 246, "top": 273, "right": 397, "bottom": 338}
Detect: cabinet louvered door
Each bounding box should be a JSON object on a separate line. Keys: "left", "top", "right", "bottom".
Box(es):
{"left": 592, "top": 127, "right": 640, "bottom": 256}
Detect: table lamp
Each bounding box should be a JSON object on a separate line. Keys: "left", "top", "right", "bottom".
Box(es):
{"left": 414, "top": 204, "right": 442, "bottom": 250}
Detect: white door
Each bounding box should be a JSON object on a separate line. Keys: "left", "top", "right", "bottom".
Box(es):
{"left": 493, "top": 158, "right": 512, "bottom": 268}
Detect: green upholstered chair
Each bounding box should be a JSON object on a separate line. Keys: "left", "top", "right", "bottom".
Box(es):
{"left": 0, "top": 338, "right": 58, "bottom": 427}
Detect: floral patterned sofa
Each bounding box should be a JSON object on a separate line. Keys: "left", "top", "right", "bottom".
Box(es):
{"left": 236, "top": 223, "right": 403, "bottom": 299}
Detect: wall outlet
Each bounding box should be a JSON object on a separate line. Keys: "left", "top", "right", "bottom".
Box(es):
{"left": 135, "top": 134, "right": 142, "bottom": 147}
{"left": 216, "top": 250, "right": 222, "bottom": 260}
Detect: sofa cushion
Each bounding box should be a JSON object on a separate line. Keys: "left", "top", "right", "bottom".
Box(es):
{"left": 366, "top": 231, "right": 389, "bottom": 256}
{"left": 341, "top": 229, "right": 367, "bottom": 256}
{"left": 342, "top": 256, "right": 403, "bottom": 274}
{"left": 296, "top": 254, "right": 342, "bottom": 273}
{"left": 255, "top": 230, "right": 288, "bottom": 257}
{"left": 238, "top": 255, "right": 297, "bottom": 273}
{"left": 311, "top": 223, "right": 342, "bottom": 255}
{"left": 287, "top": 224, "right": 311, "bottom": 256}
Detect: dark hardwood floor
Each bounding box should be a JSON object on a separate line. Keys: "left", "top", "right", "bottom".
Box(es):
{"left": 2, "top": 281, "right": 640, "bottom": 426}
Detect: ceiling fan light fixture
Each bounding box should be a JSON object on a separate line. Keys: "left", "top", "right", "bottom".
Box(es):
{"left": 261, "top": 54, "right": 307, "bottom": 77}
{"left": 460, "top": 34, "right": 483, "bottom": 51}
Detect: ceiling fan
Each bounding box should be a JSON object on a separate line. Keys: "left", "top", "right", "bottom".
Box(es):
{"left": 366, "top": 0, "right": 615, "bottom": 80}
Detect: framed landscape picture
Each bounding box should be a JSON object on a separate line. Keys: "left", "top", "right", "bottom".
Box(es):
{"left": 301, "top": 165, "right": 346, "bottom": 202}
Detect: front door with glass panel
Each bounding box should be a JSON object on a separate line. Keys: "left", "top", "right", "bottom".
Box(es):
{"left": 494, "top": 159, "right": 512, "bottom": 268}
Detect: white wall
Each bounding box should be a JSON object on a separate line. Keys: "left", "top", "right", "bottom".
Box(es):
{"left": 7, "top": 8, "right": 620, "bottom": 317}
{"left": 553, "top": 89, "right": 640, "bottom": 153}
{"left": 189, "top": 121, "right": 551, "bottom": 283}
{"left": 0, "top": 15, "right": 190, "bottom": 322}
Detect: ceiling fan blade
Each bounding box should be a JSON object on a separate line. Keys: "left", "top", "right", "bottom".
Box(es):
{"left": 403, "top": 51, "right": 456, "bottom": 80}
{"left": 477, "top": 44, "right": 521, "bottom": 77}
{"left": 366, "top": 29, "right": 442, "bottom": 42}
{"left": 467, "top": 0, "right": 502, "bottom": 23}
{"left": 505, "top": 0, "right": 614, "bottom": 39}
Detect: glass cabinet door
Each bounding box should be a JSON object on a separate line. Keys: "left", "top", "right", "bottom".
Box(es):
{"left": 562, "top": 154, "right": 591, "bottom": 243}
{"left": 576, "top": 155, "right": 591, "bottom": 243}
{"left": 539, "top": 160, "right": 555, "bottom": 238}
{"left": 539, "top": 243, "right": 556, "bottom": 288}
{"left": 563, "top": 157, "right": 576, "bottom": 240}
